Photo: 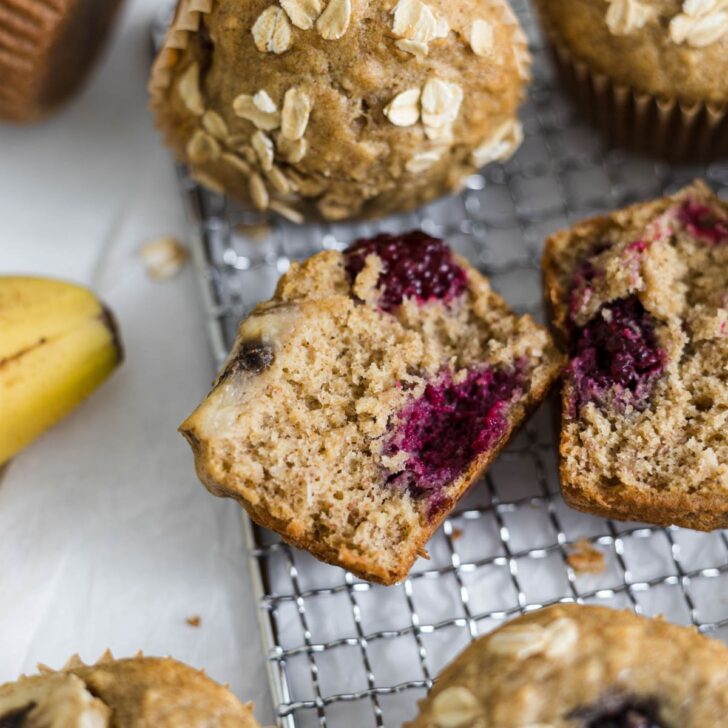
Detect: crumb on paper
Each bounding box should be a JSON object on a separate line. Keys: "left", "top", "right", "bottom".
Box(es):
{"left": 451, "top": 527, "right": 464, "bottom": 541}
{"left": 185, "top": 615, "right": 202, "bottom": 628}
{"left": 567, "top": 538, "right": 606, "bottom": 575}
{"left": 139, "top": 236, "right": 189, "bottom": 280}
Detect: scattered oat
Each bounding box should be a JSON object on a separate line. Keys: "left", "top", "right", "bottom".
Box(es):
{"left": 384, "top": 87, "right": 421, "bottom": 127}
{"left": 281, "top": 86, "right": 313, "bottom": 140}
{"left": 252, "top": 6, "right": 293, "bottom": 53}
{"left": 276, "top": 134, "right": 308, "bottom": 162}
{"left": 185, "top": 615, "right": 202, "bottom": 628}
{"left": 265, "top": 165, "right": 292, "bottom": 194}
{"left": 431, "top": 686, "right": 481, "bottom": 728}
{"left": 222, "top": 152, "right": 253, "bottom": 175}
{"left": 252, "top": 130, "right": 275, "bottom": 171}
{"left": 250, "top": 173, "right": 270, "bottom": 210}
{"left": 254, "top": 90, "right": 278, "bottom": 114}
{"left": 191, "top": 170, "right": 225, "bottom": 195}
{"left": 605, "top": 0, "right": 653, "bottom": 36}
{"left": 186, "top": 129, "right": 221, "bottom": 163}
{"left": 177, "top": 62, "right": 204, "bottom": 115}
{"left": 470, "top": 18, "right": 494, "bottom": 56}
{"left": 395, "top": 39, "right": 429, "bottom": 57}
{"left": 450, "top": 527, "right": 463, "bottom": 541}
{"left": 139, "top": 237, "right": 189, "bottom": 280}
{"left": 421, "top": 77, "right": 463, "bottom": 139}
{"left": 316, "top": 0, "right": 352, "bottom": 39}
{"left": 270, "top": 199, "right": 305, "bottom": 224}
{"left": 543, "top": 617, "right": 579, "bottom": 658}
{"left": 488, "top": 623, "right": 550, "bottom": 658}
{"left": 670, "top": 6, "right": 728, "bottom": 46}
{"left": 281, "top": 0, "right": 323, "bottom": 29}
{"left": 392, "top": 0, "right": 449, "bottom": 47}
{"left": 472, "top": 118, "right": 523, "bottom": 167}
{"left": 685, "top": 0, "right": 723, "bottom": 13}
{"left": 226, "top": 133, "right": 249, "bottom": 148}
{"left": 233, "top": 93, "right": 281, "bottom": 131}
{"left": 202, "top": 110, "right": 228, "bottom": 139}
{"left": 406, "top": 148, "right": 442, "bottom": 173}
{"left": 567, "top": 538, "right": 606, "bottom": 575}
{"left": 317, "top": 196, "right": 351, "bottom": 220}
{"left": 240, "top": 145, "right": 258, "bottom": 164}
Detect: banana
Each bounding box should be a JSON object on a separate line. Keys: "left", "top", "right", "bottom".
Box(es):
{"left": 0, "top": 277, "right": 123, "bottom": 465}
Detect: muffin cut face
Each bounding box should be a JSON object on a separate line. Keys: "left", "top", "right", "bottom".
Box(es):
{"left": 544, "top": 180, "right": 728, "bottom": 530}
{"left": 181, "top": 232, "right": 562, "bottom": 584}
{"left": 404, "top": 604, "right": 728, "bottom": 727}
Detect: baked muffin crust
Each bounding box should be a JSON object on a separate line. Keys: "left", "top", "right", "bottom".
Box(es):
{"left": 406, "top": 604, "right": 728, "bottom": 727}
{"left": 0, "top": 654, "right": 261, "bottom": 727}
{"left": 181, "top": 232, "right": 562, "bottom": 584}
{"left": 543, "top": 180, "right": 728, "bottom": 530}
{"left": 150, "top": 0, "right": 530, "bottom": 221}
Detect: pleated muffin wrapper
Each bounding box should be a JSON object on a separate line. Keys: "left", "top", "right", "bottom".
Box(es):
{"left": 541, "top": 22, "right": 728, "bottom": 163}
{"left": 0, "top": 0, "right": 125, "bottom": 123}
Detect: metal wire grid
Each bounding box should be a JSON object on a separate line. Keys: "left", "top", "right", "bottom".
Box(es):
{"left": 169, "top": 0, "right": 728, "bottom": 725}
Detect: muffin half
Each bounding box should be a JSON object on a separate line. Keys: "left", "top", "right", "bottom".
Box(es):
{"left": 181, "top": 232, "right": 562, "bottom": 584}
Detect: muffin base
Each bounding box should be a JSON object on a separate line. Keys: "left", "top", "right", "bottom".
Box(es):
{"left": 541, "top": 18, "right": 728, "bottom": 162}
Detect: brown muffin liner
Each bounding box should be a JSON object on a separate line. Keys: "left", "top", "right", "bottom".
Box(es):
{"left": 543, "top": 26, "right": 728, "bottom": 162}
{"left": 0, "top": 0, "right": 125, "bottom": 123}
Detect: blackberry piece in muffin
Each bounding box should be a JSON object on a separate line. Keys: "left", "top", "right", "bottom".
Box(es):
{"left": 181, "top": 231, "right": 563, "bottom": 584}
{"left": 543, "top": 180, "right": 728, "bottom": 530}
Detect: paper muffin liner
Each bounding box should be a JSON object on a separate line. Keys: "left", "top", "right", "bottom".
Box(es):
{"left": 0, "top": 0, "right": 125, "bottom": 122}
{"left": 149, "top": 0, "right": 213, "bottom": 99}
{"left": 0, "top": 0, "right": 59, "bottom": 121}
{"left": 542, "top": 24, "right": 728, "bottom": 162}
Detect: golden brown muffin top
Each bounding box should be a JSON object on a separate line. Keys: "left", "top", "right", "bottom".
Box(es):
{"left": 149, "top": 0, "right": 530, "bottom": 221}
{"left": 406, "top": 604, "right": 728, "bottom": 727}
{"left": 0, "top": 654, "right": 261, "bottom": 727}
{"left": 536, "top": 0, "right": 728, "bottom": 106}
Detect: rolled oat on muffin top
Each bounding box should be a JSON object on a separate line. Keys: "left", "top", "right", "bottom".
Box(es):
{"left": 149, "top": 0, "right": 531, "bottom": 222}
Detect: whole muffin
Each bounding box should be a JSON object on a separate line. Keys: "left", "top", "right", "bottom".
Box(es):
{"left": 406, "top": 604, "right": 728, "bottom": 727}
{"left": 0, "top": 0, "right": 125, "bottom": 122}
{"left": 150, "top": 0, "right": 530, "bottom": 222}
{"left": 534, "top": 0, "right": 728, "bottom": 160}
{"left": 0, "top": 653, "right": 261, "bottom": 727}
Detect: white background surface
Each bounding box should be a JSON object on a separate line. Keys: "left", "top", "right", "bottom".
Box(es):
{"left": 0, "top": 0, "right": 275, "bottom": 723}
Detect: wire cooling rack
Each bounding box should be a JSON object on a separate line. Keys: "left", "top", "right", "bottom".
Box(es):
{"left": 163, "top": 1, "right": 728, "bottom": 725}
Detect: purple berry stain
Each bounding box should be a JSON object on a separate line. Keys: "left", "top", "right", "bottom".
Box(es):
{"left": 344, "top": 231, "right": 467, "bottom": 312}
{"left": 384, "top": 366, "right": 522, "bottom": 518}
{"left": 567, "top": 296, "right": 665, "bottom": 415}
{"left": 678, "top": 200, "right": 728, "bottom": 244}
{"left": 567, "top": 242, "right": 614, "bottom": 322}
